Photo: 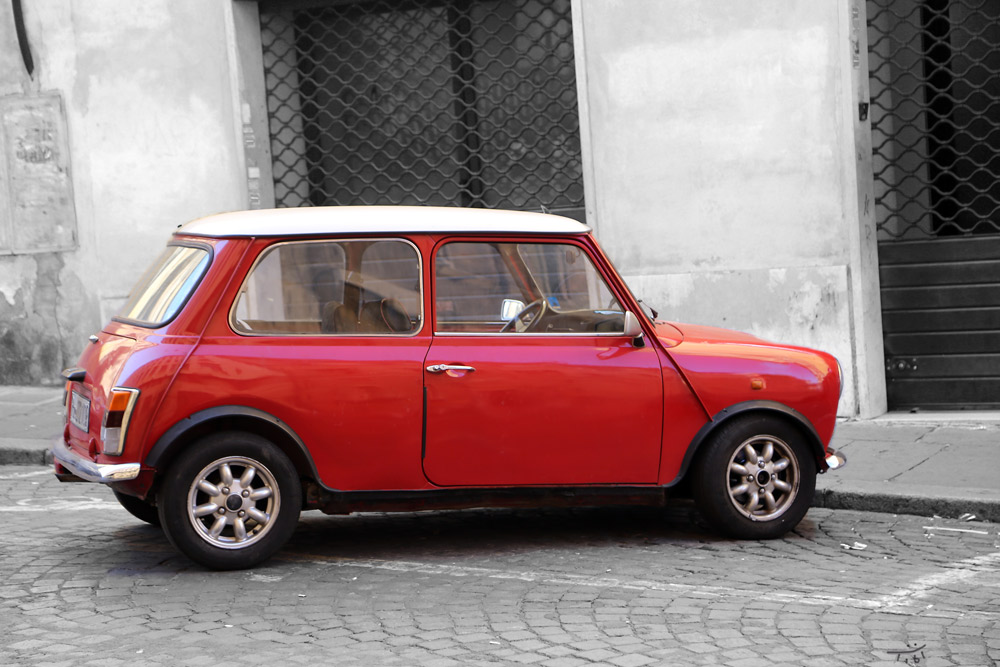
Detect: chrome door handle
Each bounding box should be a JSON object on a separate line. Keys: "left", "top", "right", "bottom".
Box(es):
{"left": 426, "top": 364, "right": 476, "bottom": 373}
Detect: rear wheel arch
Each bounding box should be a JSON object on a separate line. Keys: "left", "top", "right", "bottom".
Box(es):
{"left": 157, "top": 430, "right": 303, "bottom": 569}
{"left": 145, "top": 406, "right": 320, "bottom": 492}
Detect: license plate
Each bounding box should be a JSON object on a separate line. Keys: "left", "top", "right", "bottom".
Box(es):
{"left": 70, "top": 391, "right": 90, "bottom": 432}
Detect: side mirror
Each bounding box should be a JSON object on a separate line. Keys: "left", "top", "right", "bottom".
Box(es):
{"left": 501, "top": 299, "right": 525, "bottom": 321}
{"left": 623, "top": 311, "right": 644, "bottom": 342}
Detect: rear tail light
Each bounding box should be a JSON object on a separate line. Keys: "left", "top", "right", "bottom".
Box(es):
{"left": 100, "top": 388, "right": 139, "bottom": 456}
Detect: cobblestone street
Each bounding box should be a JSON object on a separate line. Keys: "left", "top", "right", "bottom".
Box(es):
{"left": 1, "top": 465, "right": 998, "bottom": 666}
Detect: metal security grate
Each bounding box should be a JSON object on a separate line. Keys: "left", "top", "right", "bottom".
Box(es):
{"left": 868, "top": 0, "right": 1000, "bottom": 410}
{"left": 259, "top": 0, "right": 584, "bottom": 219}
{"left": 868, "top": 0, "right": 1000, "bottom": 240}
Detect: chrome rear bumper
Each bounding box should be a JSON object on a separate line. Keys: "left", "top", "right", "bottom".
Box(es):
{"left": 51, "top": 437, "right": 140, "bottom": 483}
{"left": 823, "top": 447, "right": 847, "bottom": 472}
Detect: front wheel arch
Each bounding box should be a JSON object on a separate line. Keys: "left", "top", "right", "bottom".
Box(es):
{"left": 691, "top": 413, "right": 817, "bottom": 539}
{"left": 671, "top": 401, "right": 827, "bottom": 489}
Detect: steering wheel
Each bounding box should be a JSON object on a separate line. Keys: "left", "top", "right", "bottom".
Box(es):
{"left": 500, "top": 298, "right": 548, "bottom": 333}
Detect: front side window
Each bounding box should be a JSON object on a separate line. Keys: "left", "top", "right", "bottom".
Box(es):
{"left": 232, "top": 239, "right": 421, "bottom": 335}
{"left": 117, "top": 244, "right": 211, "bottom": 327}
{"left": 434, "top": 241, "right": 623, "bottom": 334}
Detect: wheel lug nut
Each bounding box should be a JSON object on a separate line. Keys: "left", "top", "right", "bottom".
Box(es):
{"left": 222, "top": 487, "right": 230, "bottom": 494}
{"left": 242, "top": 490, "right": 250, "bottom": 497}
{"left": 217, "top": 507, "right": 226, "bottom": 515}
{"left": 238, "top": 510, "right": 245, "bottom": 517}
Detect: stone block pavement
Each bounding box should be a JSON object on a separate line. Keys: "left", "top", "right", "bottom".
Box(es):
{"left": 1, "top": 385, "right": 999, "bottom": 666}
{"left": 2, "top": 468, "right": 998, "bottom": 666}
{"left": 1, "top": 384, "right": 998, "bottom": 522}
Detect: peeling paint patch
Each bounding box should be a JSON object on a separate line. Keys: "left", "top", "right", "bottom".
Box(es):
{"left": 767, "top": 268, "right": 787, "bottom": 290}
{"left": 0, "top": 255, "right": 35, "bottom": 307}
{"left": 0, "top": 253, "right": 98, "bottom": 384}
{"left": 784, "top": 278, "right": 841, "bottom": 334}
{"left": 0, "top": 275, "right": 20, "bottom": 307}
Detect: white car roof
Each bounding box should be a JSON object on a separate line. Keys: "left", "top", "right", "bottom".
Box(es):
{"left": 175, "top": 206, "right": 591, "bottom": 238}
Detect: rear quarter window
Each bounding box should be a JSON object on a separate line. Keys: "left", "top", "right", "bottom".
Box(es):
{"left": 115, "top": 244, "right": 212, "bottom": 327}
{"left": 231, "top": 238, "right": 422, "bottom": 336}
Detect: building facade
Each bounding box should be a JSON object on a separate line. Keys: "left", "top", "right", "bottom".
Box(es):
{"left": 2, "top": 0, "right": 997, "bottom": 418}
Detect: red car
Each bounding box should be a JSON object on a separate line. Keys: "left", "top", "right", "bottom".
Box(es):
{"left": 53, "top": 207, "right": 845, "bottom": 570}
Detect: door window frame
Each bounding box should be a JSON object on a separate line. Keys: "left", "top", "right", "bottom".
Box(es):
{"left": 229, "top": 236, "right": 425, "bottom": 337}
{"left": 430, "top": 236, "right": 634, "bottom": 337}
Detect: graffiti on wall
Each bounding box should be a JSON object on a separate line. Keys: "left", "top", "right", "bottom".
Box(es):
{"left": 0, "top": 93, "right": 77, "bottom": 254}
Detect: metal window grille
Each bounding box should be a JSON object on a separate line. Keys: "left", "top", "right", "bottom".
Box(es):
{"left": 259, "top": 0, "right": 584, "bottom": 219}
{"left": 868, "top": 0, "right": 1000, "bottom": 239}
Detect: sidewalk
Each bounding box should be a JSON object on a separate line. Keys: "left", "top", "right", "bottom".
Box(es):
{"left": 0, "top": 385, "right": 64, "bottom": 465}
{"left": 815, "top": 416, "right": 1000, "bottom": 523}
{"left": 2, "top": 385, "right": 997, "bottom": 522}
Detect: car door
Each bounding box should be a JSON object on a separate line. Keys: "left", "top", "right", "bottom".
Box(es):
{"left": 422, "top": 238, "right": 663, "bottom": 487}
{"left": 186, "top": 237, "right": 431, "bottom": 491}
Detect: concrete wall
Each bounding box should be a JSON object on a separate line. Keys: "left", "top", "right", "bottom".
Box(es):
{"left": 1, "top": 0, "right": 887, "bottom": 419}
{"left": 573, "top": 0, "right": 886, "bottom": 416}
{"left": 0, "top": 1, "right": 259, "bottom": 384}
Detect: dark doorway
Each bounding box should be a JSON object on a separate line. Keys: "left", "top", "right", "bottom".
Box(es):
{"left": 868, "top": 0, "right": 1000, "bottom": 409}
{"left": 259, "top": 0, "right": 585, "bottom": 222}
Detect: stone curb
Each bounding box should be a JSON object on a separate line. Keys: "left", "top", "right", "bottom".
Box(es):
{"left": 2, "top": 444, "right": 996, "bottom": 525}
{"left": 0, "top": 447, "right": 53, "bottom": 466}
{"left": 813, "top": 488, "right": 1000, "bottom": 524}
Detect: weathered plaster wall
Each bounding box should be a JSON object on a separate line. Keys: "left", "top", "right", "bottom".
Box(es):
{"left": 575, "top": 0, "right": 886, "bottom": 416}
{"left": 1, "top": 0, "right": 886, "bottom": 417}
{"left": 0, "top": 1, "right": 249, "bottom": 384}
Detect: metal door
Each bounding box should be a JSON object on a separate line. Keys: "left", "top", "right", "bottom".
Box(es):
{"left": 259, "top": 0, "right": 585, "bottom": 221}
{"left": 868, "top": 0, "right": 1000, "bottom": 409}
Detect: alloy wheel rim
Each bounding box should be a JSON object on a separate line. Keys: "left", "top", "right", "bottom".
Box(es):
{"left": 726, "top": 435, "right": 799, "bottom": 521}
{"left": 186, "top": 456, "right": 280, "bottom": 549}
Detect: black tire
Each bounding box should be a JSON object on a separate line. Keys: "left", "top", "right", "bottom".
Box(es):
{"left": 112, "top": 489, "right": 161, "bottom": 526}
{"left": 692, "top": 415, "right": 816, "bottom": 539}
{"left": 157, "top": 431, "right": 302, "bottom": 570}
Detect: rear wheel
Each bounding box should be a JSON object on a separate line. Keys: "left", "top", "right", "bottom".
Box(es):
{"left": 112, "top": 489, "right": 160, "bottom": 526}
{"left": 158, "top": 432, "right": 302, "bottom": 570}
{"left": 692, "top": 415, "right": 816, "bottom": 539}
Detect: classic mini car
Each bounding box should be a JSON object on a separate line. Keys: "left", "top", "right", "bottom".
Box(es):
{"left": 54, "top": 206, "right": 845, "bottom": 569}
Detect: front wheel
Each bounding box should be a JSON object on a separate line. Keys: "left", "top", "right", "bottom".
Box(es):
{"left": 157, "top": 432, "right": 302, "bottom": 570}
{"left": 692, "top": 415, "right": 816, "bottom": 539}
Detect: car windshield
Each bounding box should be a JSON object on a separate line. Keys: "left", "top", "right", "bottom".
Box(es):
{"left": 116, "top": 244, "right": 211, "bottom": 327}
